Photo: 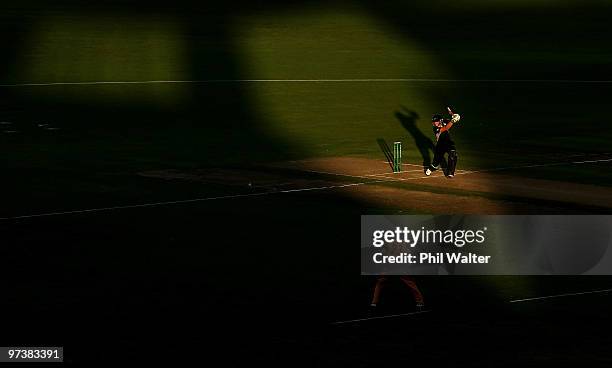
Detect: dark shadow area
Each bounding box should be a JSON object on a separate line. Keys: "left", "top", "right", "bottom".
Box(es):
{"left": 0, "top": 10, "right": 31, "bottom": 134}
{"left": 361, "top": 1, "right": 612, "bottom": 81}
{"left": 376, "top": 138, "right": 394, "bottom": 171}
{"left": 395, "top": 107, "right": 434, "bottom": 168}
{"left": 0, "top": 2, "right": 319, "bottom": 364}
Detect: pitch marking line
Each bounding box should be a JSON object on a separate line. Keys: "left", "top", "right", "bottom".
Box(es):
{"left": 366, "top": 169, "right": 472, "bottom": 178}
{"left": 3, "top": 79, "right": 612, "bottom": 88}
{"left": 297, "top": 168, "right": 393, "bottom": 181}
{"left": 2, "top": 157, "right": 611, "bottom": 221}
{"left": 454, "top": 158, "right": 612, "bottom": 176}
{"left": 509, "top": 288, "right": 612, "bottom": 303}
{"left": 380, "top": 161, "right": 424, "bottom": 167}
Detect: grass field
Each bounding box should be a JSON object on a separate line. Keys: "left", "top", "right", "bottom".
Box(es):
{"left": 2, "top": 0, "right": 612, "bottom": 365}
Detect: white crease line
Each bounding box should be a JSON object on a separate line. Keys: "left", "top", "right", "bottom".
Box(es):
{"left": 2, "top": 157, "right": 611, "bottom": 220}
{"left": 365, "top": 169, "right": 427, "bottom": 176}
{"left": 366, "top": 169, "right": 471, "bottom": 178}
{"left": 509, "top": 288, "right": 612, "bottom": 303}
{"left": 3, "top": 79, "right": 612, "bottom": 87}
{"left": 379, "top": 161, "right": 424, "bottom": 167}
{"left": 298, "top": 168, "right": 446, "bottom": 181}
{"left": 454, "top": 158, "right": 612, "bottom": 176}
{"left": 295, "top": 168, "right": 387, "bottom": 181}
{"left": 331, "top": 310, "right": 431, "bottom": 325}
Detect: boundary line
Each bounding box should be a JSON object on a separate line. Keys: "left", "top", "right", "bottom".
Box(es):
{"left": 3, "top": 79, "right": 612, "bottom": 88}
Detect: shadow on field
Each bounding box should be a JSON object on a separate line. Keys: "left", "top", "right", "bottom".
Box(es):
{"left": 0, "top": 9, "right": 31, "bottom": 126}
{"left": 395, "top": 107, "right": 434, "bottom": 168}
{"left": 376, "top": 138, "right": 394, "bottom": 171}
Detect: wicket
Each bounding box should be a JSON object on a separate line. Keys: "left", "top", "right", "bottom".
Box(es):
{"left": 393, "top": 141, "right": 402, "bottom": 173}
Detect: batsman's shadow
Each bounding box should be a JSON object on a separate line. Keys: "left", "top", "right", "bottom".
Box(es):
{"left": 395, "top": 107, "right": 435, "bottom": 169}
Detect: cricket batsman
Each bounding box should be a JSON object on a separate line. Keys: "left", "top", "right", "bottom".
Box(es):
{"left": 425, "top": 107, "right": 461, "bottom": 178}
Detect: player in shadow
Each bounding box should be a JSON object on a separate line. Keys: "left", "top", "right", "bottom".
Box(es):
{"left": 395, "top": 107, "right": 436, "bottom": 170}
{"left": 369, "top": 241, "right": 425, "bottom": 314}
